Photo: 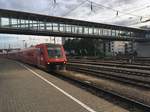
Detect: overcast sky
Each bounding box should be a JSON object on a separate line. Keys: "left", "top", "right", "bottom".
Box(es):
{"left": 0, "top": 0, "right": 150, "bottom": 26}
{"left": 0, "top": 0, "right": 150, "bottom": 48}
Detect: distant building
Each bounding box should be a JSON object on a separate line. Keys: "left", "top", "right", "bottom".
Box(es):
{"left": 113, "top": 41, "right": 126, "bottom": 54}
{"left": 135, "top": 42, "right": 150, "bottom": 57}
{"left": 105, "top": 41, "right": 133, "bottom": 56}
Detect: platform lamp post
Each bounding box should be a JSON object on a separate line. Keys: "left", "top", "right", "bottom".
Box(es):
{"left": 9, "top": 43, "right": 11, "bottom": 49}
{"left": 17, "top": 37, "right": 20, "bottom": 49}
{"left": 54, "top": 36, "right": 56, "bottom": 44}
{"left": 22, "top": 40, "right": 25, "bottom": 48}
{"left": 25, "top": 42, "right": 27, "bottom": 48}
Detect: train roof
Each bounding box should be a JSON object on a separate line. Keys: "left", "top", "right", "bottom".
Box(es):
{"left": 36, "top": 43, "right": 62, "bottom": 47}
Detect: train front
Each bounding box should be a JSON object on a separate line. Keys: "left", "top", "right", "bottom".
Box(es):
{"left": 46, "top": 44, "right": 67, "bottom": 71}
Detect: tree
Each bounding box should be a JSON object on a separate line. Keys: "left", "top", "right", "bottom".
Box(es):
{"left": 64, "top": 38, "right": 102, "bottom": 56}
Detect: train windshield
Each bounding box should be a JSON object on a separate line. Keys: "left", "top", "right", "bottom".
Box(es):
{"left": 47, "top": 47, "right": 63, "bottom": 58}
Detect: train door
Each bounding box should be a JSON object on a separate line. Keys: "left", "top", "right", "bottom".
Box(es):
{"left": 37, "top": 47, "right": 45, "bottom": 68}
{"left": 37, "top": 48, "right": 41, "bottom": 66}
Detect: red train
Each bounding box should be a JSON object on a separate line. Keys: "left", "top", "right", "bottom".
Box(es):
{"left": 7, "top": 43, "right": 67, "bottom": 71}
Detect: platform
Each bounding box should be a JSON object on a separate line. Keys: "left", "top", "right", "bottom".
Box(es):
{"left": 0, "top": 58, "right": 128, "bottom": 112}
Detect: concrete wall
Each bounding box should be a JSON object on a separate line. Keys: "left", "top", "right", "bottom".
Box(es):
{"left": 135, "top": 42, "right": 150, "bottom": 57}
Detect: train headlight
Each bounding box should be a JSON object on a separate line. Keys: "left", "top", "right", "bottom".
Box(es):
{"left": 64, "top": 61, "right": 66, "bottom": 64}
{"left": 48, "top": 62, "right": 50, "bottom": 64}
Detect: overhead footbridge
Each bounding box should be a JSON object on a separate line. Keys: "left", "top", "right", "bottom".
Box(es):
{"left": 0, "top": 9, "right": 150, "bottom": 41}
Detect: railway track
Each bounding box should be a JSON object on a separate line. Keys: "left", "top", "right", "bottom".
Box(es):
{"left": 63, "top": 60, "right": 150, "bottom": 109}
{"left": 69, "top": 59, "right": 150, "bottom": 70}
{"left": 67, "top": 62, "right": 150, "bottom": 88}
{"left": 69, "top": 57, "right": 150, "bottom": 65}
{"left": 55, "top": 70, "right": 150, "bottom": 110}
{"left": 68, "top": 59, "right": 150, "bottom": 78}
{"left": 68, "top": 64, "right": 150, "bottom": 89}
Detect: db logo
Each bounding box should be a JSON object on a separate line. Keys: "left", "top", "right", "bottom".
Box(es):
{"left": 41, "top": 57, "right": 43, "bottom": 61}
